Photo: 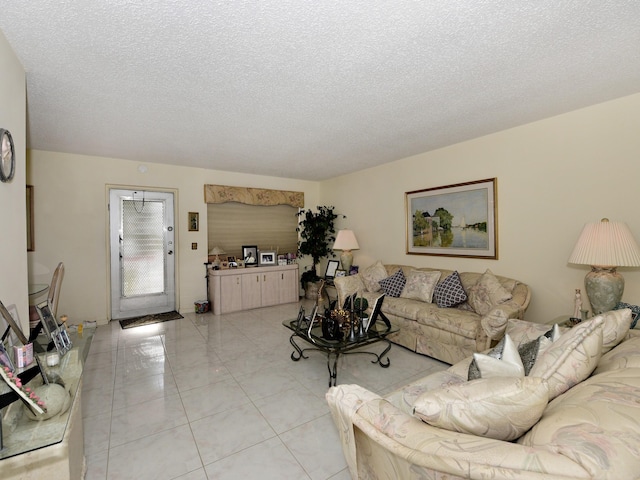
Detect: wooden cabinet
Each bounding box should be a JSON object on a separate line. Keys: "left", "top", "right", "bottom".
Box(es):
{"left": 209, "top": 264, "right": 299, "bottom": 314}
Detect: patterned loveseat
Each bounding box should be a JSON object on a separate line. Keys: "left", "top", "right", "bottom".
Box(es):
{"left": 334, "top": 262, "right": 531, "bottom": 364}
{"left": 327, "top": 309, "right": 640, "bottom": 479}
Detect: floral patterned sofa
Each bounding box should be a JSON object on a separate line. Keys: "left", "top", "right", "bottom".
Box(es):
{"left": 326, "top": 309, "right": 640, "bottom": 479}
{"left": 333, "top": 262, "right": 531, "bottom": 364}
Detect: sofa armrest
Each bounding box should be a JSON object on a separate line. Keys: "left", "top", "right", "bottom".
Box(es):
{"left": 327, "top": 385, "right": 588, "bottom": 479}
{"left": 333, "top": 275, "right": 366, "bottom": 308}
{"left": 481, "top": 300, "right": 527, "bottom": 341}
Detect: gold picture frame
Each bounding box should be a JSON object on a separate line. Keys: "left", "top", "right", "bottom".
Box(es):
{"left": 406, "top": 178, "right": 497, "bottom": 259}
{"left": 188, "top": 212, "right": 199, "bottom": 231}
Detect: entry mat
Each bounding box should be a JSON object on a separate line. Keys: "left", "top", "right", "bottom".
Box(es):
{"left": 119, "top": 310, "right": 184, "bottom": 329}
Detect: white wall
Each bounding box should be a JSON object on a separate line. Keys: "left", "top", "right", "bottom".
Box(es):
{"left": 0, "top": 31, "right": 29, "bottom": 334}
{"left": 27, "top": 151, "right": 319, "bottom": 325}
{"left": 321, "top": 93, "right": 640, "bottom": 323}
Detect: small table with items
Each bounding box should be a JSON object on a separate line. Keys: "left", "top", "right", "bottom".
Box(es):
{"left": 283, "top": 313, "right": 398, "bottom": 387}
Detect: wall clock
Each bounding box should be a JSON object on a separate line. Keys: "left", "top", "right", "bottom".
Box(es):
{"left": 0, "top": 128, "right": 16, "bottom": 183}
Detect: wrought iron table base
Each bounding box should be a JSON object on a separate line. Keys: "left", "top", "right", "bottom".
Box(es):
{"left": 289, "top": 335, "right": 392, "bottom": 387}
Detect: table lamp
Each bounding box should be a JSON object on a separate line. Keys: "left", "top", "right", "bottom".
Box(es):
{"left": 209, "top": 246, "right": 225, "bottom": 268}
{"left": 333, "top": 229, "right": 359, "bottom": 274}
{"left": 568, "top": 218, "right": 640, "bottom": 314}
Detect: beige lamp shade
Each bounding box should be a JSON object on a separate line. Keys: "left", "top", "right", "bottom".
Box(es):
{"left": 568, "top": 219, "right": 640, "bottom": 268}
{"left": 333, "top": 230, "right": 359, "bottom": 274}
{"left": 333, "top": 230, "right": 360, "bottom": 251}
{"left": 209, "top": 246, "right": 225, "bottom": 256}
{"left": 568, "top": 218, "right": 640, "bottom": 314}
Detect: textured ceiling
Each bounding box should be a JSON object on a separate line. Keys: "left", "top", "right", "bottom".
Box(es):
{"left": 0, "top": 1, "right": 639, "bottom": 181}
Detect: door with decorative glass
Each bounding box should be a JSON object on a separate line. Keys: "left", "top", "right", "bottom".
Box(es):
{"left": 109, "top": 189, "right": 176, "bottom": 320}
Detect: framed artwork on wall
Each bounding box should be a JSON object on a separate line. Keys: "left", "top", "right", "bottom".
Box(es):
{"left": 188, "top": 212, "right": 199, "bottom": 231}
{"left": 406, "top": 178, "right": 497, "bottom": 259}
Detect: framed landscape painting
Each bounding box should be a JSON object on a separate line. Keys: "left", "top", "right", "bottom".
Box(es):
{"left": 406, "top": 178, "right": 497, "bottom": 259}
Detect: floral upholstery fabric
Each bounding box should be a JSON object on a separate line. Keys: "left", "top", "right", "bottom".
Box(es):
{"left": 413, "top": 376, "right": 549, "bottom": 441}
{"left": 529, "top": 316, "right": 604, "bottom": 400}
{"left": 519, "top": 368, "right": 640, "bottom": 479}
{"left": 334, "top": 263, "right": 531, "bottom": 365}
{"left": 401, "top": 269, "right": 441, "bottom": 303}
{"left": 466, "top": 269, "right": 513, "bottom": 316}
{"left": 360, "top": 260, "right": 388, "bottom": 292}
{"left": 326, "top": 319, "right": 640, "bottom": 480}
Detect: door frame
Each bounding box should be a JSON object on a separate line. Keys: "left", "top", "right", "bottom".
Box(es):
{"left": 106, "top": 185, "right": 180, "bottom": 320}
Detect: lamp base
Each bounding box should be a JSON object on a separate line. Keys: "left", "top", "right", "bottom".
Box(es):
{"left": 340, "top": 251, "right": 353, "bottom": 275}
{"left": 584, "top": 266, "right": 624, "bottom": 315}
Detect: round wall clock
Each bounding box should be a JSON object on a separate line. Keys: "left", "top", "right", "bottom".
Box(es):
{"left": 0, "top": 128, "right": 16, "bottom": 183}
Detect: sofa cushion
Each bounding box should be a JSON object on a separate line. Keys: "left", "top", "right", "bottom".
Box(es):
{"left": 413, "top": 376, "right": 549, "bottom": 441}
{"left": 395, "top": 370, "right": 465, "bottom": 414}
{"left": 467, "top": 269, "right": 513, "bottom": 316}
{"left": 594, "top": 335, "right": 640, "bottom": 375}
{"left": 433, "top": 271, "right": 467, "bottom": 308}
{"left": 519, "top": 368, "right": 640, "bottom": 479}
{"left": 598, "top": 308, "right": 632, "bottom": 353}
{"left": 529, "top": 316, "right": 604, "bottom": 400}
{"left": 401, "top": 269, "right": 441, "bottom": 303}
{"left": 378, "top": 269, "right": 406, "bottom": 298}
{"left": 361, "top": 261, "right": 388, "bottom": 292}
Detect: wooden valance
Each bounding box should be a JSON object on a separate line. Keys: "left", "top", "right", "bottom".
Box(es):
{"left": 204, "top": 184, "right": 304, "bottom": 208}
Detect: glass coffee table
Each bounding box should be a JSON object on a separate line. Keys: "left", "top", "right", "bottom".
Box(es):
{"left": 283, "top": 317, "right": 398, "bottom": 387}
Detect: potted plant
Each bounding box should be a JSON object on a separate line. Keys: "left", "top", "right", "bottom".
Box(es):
{"left": 297, "top": 206, "right": 343, "bottom": 299}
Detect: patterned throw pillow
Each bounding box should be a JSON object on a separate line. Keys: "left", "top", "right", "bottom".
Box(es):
{"left": 378, "top": 269, "right": 406, "bottom": 298}
{"left": 401, "top": 270, "right": 442, "bottom": 303}
{"left": 467, "top": 269, "right": 513, "bottom": 316}
{"left": 413, "top": 376, "right": 549, "bottom": 441}
{"left": 360, "top": 261, "right": 388, "bottom": 292}
{"left": 433, "top": 271, "right": 467, "bottom": 308}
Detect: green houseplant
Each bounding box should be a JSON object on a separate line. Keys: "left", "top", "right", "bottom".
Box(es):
{"left": 297, "top": 206, "right": 343, "bottom": 296}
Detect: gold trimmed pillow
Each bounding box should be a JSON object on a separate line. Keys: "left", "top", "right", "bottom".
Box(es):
{"left": 467, "top": 269, "right": 513, "bottom": 316}
{"left": 413, "top": 376, "right": 549, "bottom": 441}
{"left": 401, "top": 270, "right": 442, "bottom": 303}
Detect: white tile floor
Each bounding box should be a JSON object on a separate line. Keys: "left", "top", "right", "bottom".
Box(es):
{"left": 82, "top": 300, "right": 448, "bottom": 480}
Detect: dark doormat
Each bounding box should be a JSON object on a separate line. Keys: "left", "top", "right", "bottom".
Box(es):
{"left": 119, "top": 310, "right": 184, "bottom": 329}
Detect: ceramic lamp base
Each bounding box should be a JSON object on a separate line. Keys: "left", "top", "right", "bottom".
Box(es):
{"left": 585, "top": 266, "right": 624, "bottom": 315}
{"left": 340, "top": 250, "right": 353, "bottom": 275}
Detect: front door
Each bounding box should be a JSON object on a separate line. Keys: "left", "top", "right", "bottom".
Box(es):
{"left": 109, "top": 188, "right": 176, "bottom": 320}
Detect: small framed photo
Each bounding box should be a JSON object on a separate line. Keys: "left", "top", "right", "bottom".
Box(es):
{"left": 236, "top": 260, "right": 245, "bottom": 268}
{"left": 278, "top": 255, "right": 287, "bottom": 266}
{"left": 335, "top": 269, "right": 347, "bottom": 278}
{"left": 0, "top": 299, "right": 28, "bottom": 345}
{"left": 188, "top": 212, "right": 199, "bottom": 231}
{"left": 221, "top": 261, "right": 229, "bottom": 269}
{"left": 325, "top": 260, "right": 340, "bottom": 280}
{"left": 259, "top": 251, "right": 276, "bottom": 266}
{"left": 36, "top": 300, "right": 72, "bottom": 357}
{"left": 242, "top": 245, "right": 258, "bottom": 266}
{"left": 349, "top": 265, "right": 359, "bottom": 276}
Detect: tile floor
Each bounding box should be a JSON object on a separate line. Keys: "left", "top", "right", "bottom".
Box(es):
{"left": 82, "top": 300, "right": 448, "bottom": 480}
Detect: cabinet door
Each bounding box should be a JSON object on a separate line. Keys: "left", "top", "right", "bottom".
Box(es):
{"left": 260, "top": 271, "right": 281, "bottom": 307}
{"left": 279, "top": 269, "right": 299, "bottom": 304}
{"left": 220, "top": 275, "right": 243, "bottom": 313}
{"left": 242, "top": 273, "right": 262, "bottom": 310}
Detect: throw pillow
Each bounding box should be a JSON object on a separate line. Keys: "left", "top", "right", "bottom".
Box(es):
{"left": 433, "top": 271, "right": 467, "bottom": 308}
{"left": 598, "top": 308, "right": 632, "bottom": 353}
{"left": 413, "top": 376, "right": 549, "bottom": 441}
{"left": 360, "top": 261, "right": 388, "bottom": 292}
{"left": 529, "top": 316, "right": 605, "bottom": 400}
{"left": 378, "top": 269, "right": 406, "bottom": 298}
{"left": 401, "top": 270, "right": 442, "bottom": 303}
{"left": 467, "top": 269, "right": 513, "bottom": 316}
{"left": 468, "top": 334, "right": 524, "bottom": 379}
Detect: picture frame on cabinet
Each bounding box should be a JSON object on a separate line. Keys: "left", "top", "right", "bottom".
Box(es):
{"left": 259, "top": 251, "right": 276, "bottom": 266}
{"left": 242, "top": 245, "right": 258, "bottom": 266}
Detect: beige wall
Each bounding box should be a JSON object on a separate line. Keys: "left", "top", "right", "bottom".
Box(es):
{"left": 27, "top": 151, "right": 319, "bottom": 325}
{"left": 321, "top": 93, "right": 640, "bottom": 323}
{"left": 0, "top": 31, "right": 29, "bottom": 334}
